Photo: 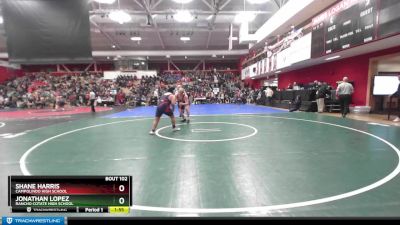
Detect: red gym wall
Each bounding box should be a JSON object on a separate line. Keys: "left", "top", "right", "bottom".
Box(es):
{"left": 0, "top": 66, "right": 24, "bottom": 83}
{"left": 0, "top": 63, "right": 114, "bottom": 84}
{"left": 22, "top": 63, "right": 114, "bottom": 73}
{"left": 244, "top": 78, "right": 262, "bottom": 89}
{"left": 276, "top": 46, "right": 400, "bottom": 106}
{"left": 148, "top": 61, "right": 238, "bottom": 71}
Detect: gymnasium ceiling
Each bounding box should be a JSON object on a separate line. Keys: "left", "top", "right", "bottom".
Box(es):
{"left": 88, "top": 0, "right": 289, "bottom": 51}
{"left": 0, "top": 0, "right": 290, "bottom": 61}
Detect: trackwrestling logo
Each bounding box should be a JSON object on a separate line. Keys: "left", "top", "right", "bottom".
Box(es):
{"left": 2, "top": 217, "right": 64, "bottom": 225}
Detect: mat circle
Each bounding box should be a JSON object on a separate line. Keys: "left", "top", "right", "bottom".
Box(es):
{"left": 155, "top": 122, "right": 258, "bottom": 142}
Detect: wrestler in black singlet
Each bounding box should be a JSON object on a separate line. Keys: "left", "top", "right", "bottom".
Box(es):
{"left": 155, "top": 92, "right": 174, "bottom": 117}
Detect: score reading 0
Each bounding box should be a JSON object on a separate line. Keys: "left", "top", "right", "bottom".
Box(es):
{"left": 105, "top": 176, "right": 129, "bottom": 205}
{"left": 9, "top": 176, "right": 132, "bottom": 213}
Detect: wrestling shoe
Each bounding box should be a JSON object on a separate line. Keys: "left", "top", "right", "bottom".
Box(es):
{"left": 173, "top": 127, "right": 181, "bottom": 132}
{"left": 149, "top": 130, "right": 155, "bottom": 135}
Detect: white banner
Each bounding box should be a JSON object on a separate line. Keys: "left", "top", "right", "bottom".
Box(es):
{"left": 0, "top": 60, "right": 21, "bottom": 69}
{"left": 241, "top": 67, "right": 250, "bottom": 80}
{"left": 103, "top": 70, "right": 157, "bottom": 80}
{"left": 243, "top": 34, "right": 311, "bottom": 80}
{"left": 249, "top": 63, "right": 257, "bottom": 78}
{"left": 264, "top": 58, "right": 269, "bottom": 74}
{"left": 276, "top": 33, "right": 312, "bottom": 70}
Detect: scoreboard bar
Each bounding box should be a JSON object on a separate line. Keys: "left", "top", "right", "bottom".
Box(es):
{"left": 11, "top": 206, "right": 131, "bottom": 214}
{"left": 8, "top": 176, "right": 132, "bottom": 214}
{"left": 12, "top": 206, "right": 78, "bottom": 213}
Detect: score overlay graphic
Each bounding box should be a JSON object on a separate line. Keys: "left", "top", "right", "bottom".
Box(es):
{"left": 8, "top": 176, "right": 132, "bottom": 213}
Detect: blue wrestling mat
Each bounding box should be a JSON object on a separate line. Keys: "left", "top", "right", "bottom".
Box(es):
{"left": 104, "top": 104, "right": 287, "bottom": 118}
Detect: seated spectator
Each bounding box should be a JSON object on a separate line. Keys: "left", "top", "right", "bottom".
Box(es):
{"left": 0, "top": 95, "right": 4, "bottom": 108}
{"left": 27, "top": 98, "right": 34, "bottom": 109}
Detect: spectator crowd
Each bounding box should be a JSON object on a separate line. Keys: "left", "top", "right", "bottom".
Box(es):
{"left": 0, "top": 71, "right": 261, "bottom": 109}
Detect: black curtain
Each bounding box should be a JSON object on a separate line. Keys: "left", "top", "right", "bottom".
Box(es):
{"left": 2, "top": 0, "right": 93, "bottom": 64}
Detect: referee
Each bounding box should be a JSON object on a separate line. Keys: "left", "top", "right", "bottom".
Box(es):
{"left": 89, "top": 89, "right": 96, "bottom": 113}
{"left": 336, "top": 76, "right": 354, "bottom": 118}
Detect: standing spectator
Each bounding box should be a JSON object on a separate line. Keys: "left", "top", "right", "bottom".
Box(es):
{"left": 336, "top": 77, "right": 354, "bottom": 118}
{"left": 391, "top": 75, "right": 400, "bottom": 122}
{"left": 316, "top": 82, "right": 328, "bottom": 113}
{"left": 69, "top": 92, "right": 77, "bottom": 106}
{"left": 312, "top": 80, "right": 319, "bottom": 90}
{"left": 89, "top": 89, "right": 96, "bottom": 112}
{"left": 153, "top": 88, "right": 159, "bottom": 99}
{"left": 293, "top": 82, "right": 301, "bottom": 90}
{"left": 116, "top": 90, "right": 125, "bottom": 105}
{"left": 265, "top": 87, "right": 274, "bottom": 106}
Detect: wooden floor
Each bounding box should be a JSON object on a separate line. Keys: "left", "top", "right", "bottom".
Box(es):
{"left": 322, "top": 112, "right": 400, "bottom": 127}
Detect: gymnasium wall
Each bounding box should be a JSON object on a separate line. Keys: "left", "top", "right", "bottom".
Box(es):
{"left": 148, "top": 61, "right": 238, "bottom": 72}
{"left": 276, "top": 46, "right": 400, "bottom": 106}
{"left": 244, "top": 78, "right": 262, "bottom": 89}
{"left": 0, "top": 66, "right": 24, "bottom": 83}
{"left": 22, "top": 63, "right": 114, "bottom": 73}
{"left": 0, "top": 63, "right": 114, "bottom": 84}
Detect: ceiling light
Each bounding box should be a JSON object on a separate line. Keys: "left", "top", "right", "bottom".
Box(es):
{"left": 172, "top": 0, "right": 192, "bottom": 3}
{"left": 141, "top": 62, "right": 145, "bottom": 65}
{"left": 206, "top": 15, "right": 213, "bottom": 20}
{"left": 174, "top": 10, "right": 193, "bottom": 23}
{"left": 222, "top": 55, "right": 225, "bottom": 58}
{"left": 107, "top": 56, "right": 110, "bottom": 59}
{"left": 325, "top": 55, "right": 341, "bottom": 61}
{"left": 94, "top": 0, "right": 116, "bottom": 4}
{"left": 247, "top": 0, "right": 270, "bottom": 4}
{"left": 130, "top": 36, "right": 142, "bottom": 41}
{"left": 152, "top": 14, "right": 158, "bottom": 19}
{"left": 109, "top": 10, "right": 131, "bottom": 24}
{"left": 0, "top": 16, "right": 3, "bottom": 24}
{"left": 111, "top": 45, "right": 116, "bottom": 48}
{"left": 180, "top": 37, "right": 190, "bottom": 41}
{"left": 166, "top": 55, "right": 171, "bottom": 58}
{"left": 234, "top": 11, "right": 256, "bottom": 24}
{"left": 212, "top": 54, "right": 217, "bottom": 58}
{"left": 185, "top": 56, "right": 188, "bottom": 59}
{"left": 275, "top": 70, "right": 281, "bottom": 74}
